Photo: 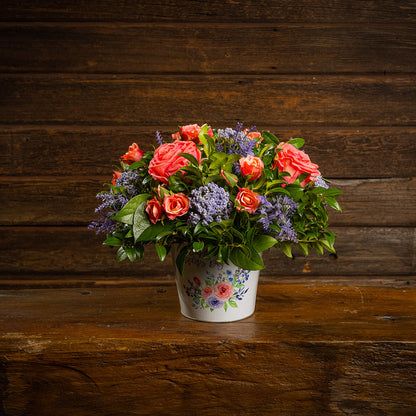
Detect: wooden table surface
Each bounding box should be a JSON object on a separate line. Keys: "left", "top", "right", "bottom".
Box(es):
{"left": 1, "top": 282, "right": 415, "bottom": 415}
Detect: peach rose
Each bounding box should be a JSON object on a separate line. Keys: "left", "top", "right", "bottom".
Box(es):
{"left": 171, "top": 124, "right": 214, "bottom": 143}
{"left": 243, "top": 129, "right": 262, "bottom": 140}
{"left": 239, "top": 155, "right": 264, "bottom": 181}
{"left": 273, "top": 142, "right": 320, "bottom": 186}
{"left": 120, "top": 143, "right": 144, "bottom": 165}
{"left": 148, "top": 141, "right": 201, "bottom": 185}
{"left": 235, "top": 188, "right": 261, "bottom": 214}
{"left": 202, "top": 287, "right": 213, "bottom": 299}
{"left": 145, "top": 197, "right": 164, "bottom": 224}
{"left": 112, "top": 170, "right": 122, "bottom": 186}
{"left": 213, "top": 282, "right": 233, "bottom": 300}
{"left": 162, "top": 193, "right": 189, "bottom": 220}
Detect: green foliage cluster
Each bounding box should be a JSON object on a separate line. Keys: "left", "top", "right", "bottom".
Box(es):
{"left": 93, "top": 125, "right": 342, "bottom": 274}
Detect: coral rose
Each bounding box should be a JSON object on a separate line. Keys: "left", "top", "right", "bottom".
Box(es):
{"left": 273, "top": 142, "right": 321, "bottom": 186}
{"left": 162, "top": 193, "right": 189, "bottom": 220}
{"left": 239, "top": 155, "right": 264, "bottom": 181}
{"left": 120, "top": 143, "right": 144, "bottom": 165}
{"left": 148, "top": 141, "right": 201, "bottom": 185}
{"left": 171, "top": 124, "right": 214, "bottom": 143}
{"left": 145, "top": 197, "right": 164, "bottom": 224}
{"left": 213, "top": 282, "right": 234, "bottom": 300}
{"left": 235, "top": 188, "right": 261, "bottom": 214}
{"left": 112, "top": 170, "right": 122, "bottom": 186}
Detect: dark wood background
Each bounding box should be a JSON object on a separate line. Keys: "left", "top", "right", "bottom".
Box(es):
{"left": 1, "top": 0, "right": 415, "bottom": 287}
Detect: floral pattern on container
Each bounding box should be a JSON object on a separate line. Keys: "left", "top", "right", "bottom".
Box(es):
{"left": 183, "top": 266, "right": 250, "bottom": 312}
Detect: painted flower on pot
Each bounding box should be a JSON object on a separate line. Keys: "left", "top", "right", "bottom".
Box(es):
{"left": 183, "top": 264, "right": 251, "bottom": 312}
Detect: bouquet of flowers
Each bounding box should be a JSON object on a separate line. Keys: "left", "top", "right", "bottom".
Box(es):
{"left": 89, "top": 123, "right": 341, "bottom": 274}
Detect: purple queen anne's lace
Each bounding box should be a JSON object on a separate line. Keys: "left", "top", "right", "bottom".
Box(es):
{"left": 188, "top": 182, "right": 232, "bottom": 226}
{"left": 257, "top": 195, "right": 299, "bottom": 242}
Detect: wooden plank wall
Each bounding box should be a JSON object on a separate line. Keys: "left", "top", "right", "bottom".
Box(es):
{"left": 1, "top": 1, "right": 415, "bottom": 287}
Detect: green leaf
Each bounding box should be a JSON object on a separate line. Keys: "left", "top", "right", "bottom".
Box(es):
{"left": 296, "top": 172, "right": 311, "bottom": 184}
{"left": 178, "top": 152, "right": 200, "bottom": 167}
{"left": 325, "top": 196, "right": 341, "bottom": 211}
{"left": 222, "top": 170, "right": 238, "bottom": 187}
{"left": 175, "top": 245, "right": 189, "bottom": 276}
{"left": 113, "top": 193, "right": 151, "bottom": 224}
{"left": 287, "top": 138, "right": 305, "bottom": 149}
{"left": 281, "top": 242, "right": 293, "bottom": 258}
{"left": 209, "top": 152, "right": 228, "bottom": 170}
{"left": 319, "top": 239, "right": 336, "bottom": 254}
{"left": 223, "top": 302, "right": 228, "bottom": 312}
{"left": 314, "top": 242, "right": 324, "bottom": 255}
{"left": 261, "top": 131, "right": 280, "bottom": 145}
{"left": 252, "top": 235, "right": 278, "bottom": 252}
{"left": 133, "top": 201, "right": 151, "bottom": 241}
{"left": 155, "top": 244, "right": 167, "bottom": 261}
{"left": 297, "top": 242, "right": 310, "bottom": 256}
{"left": 198, "top": 123, "right": 209, "bottom": 143}
{"left": 103, "top": 235, "right": 122, "bottom": 247}
{"left": 228, "top": 299, "right": 238, "bottom": 308}
{"left": 229, "top": 247, "right": 264, "bottom": 270}
{"left": 116, "top": 247, "right": 128, "bottom": 262}
{"left": 124, "top": 246, "right": 137, "bottom": 262}
{"left": 137, "top": 221, "right": 174, "bottom": 241}
{"left": 324, "top": 230, "right": 336, "bottom": 246}
{"left": 193, "top": 241, "right": 204, "bottom": 252}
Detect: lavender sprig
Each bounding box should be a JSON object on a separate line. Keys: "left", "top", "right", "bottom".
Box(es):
{"left": 257, "top": 195, "right": 299, "bottom": 242}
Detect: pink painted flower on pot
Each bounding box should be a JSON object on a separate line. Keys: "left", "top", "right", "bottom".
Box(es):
{"left": 213, "top": 282, "right": 234, "bottom": 300}
{"left": 202, "top": 287, "right": 213, "bottom": 299}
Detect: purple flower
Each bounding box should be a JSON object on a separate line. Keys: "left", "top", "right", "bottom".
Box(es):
{"left": 188, "top": 182, "right": 232, "bottom": 226}
{"left": 314, "top": 176, "right": 329, "bottom": 189}
{"left": 216, "top": 126, "right": 257, "bottom": 158}
{"left": 88, "top": 191, "right": 129, "bottom": 234}
{"left": 206, "top": 296, "right": 224, "bottom": 309}
{"left": 257, "top": 195, "right": 299, "bottom": 242}
{"left": 115, "top": 169, "right": 141, "bottom": 196}
{"left": 155, "top": 130, "right": 164, "bottom": 146}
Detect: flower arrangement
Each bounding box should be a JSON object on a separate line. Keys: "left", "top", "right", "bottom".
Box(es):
{"left": 89, "top": 123, "right": 341, "bottom": 274}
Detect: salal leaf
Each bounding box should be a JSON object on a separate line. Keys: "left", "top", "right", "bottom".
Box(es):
{"left": 325, "top": 196, "right": 342, "bottom": 211}
{"left": 178, "top": 152, "right": 200, "bottom": 167}
{"left": 229, "top": 247, "right": 264, "bottom": 270}
{"left": 113, "top": 193, "right": 151, "bottom": 224}
{"left": 155, "top": 244, "right": 167, "bottom": 261}
{"left": 252, "top": 235, "right": 278, "bottom": 252}
{"left": 103, "top": 235, "right": 122, "bottom": 247}
{"left": 133, "top": 201, "right": 151, "bottom": 241}
{"left": 116, "top": 246, "right": 128, "bottom": 262}
{"left": 287, "top": 138, "right": 305, "bottom": 149}
{"left": 261, "top": 131, "right": 280, "bottom": 145}
{"left": 281, "top": 242, "right": 293, "bottom": 258}
{"left": 124, "top": 246, "right": 137, "bottom": 262}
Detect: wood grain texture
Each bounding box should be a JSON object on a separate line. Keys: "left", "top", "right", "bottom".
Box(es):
{"left": 2, "top": 126, "right": 415, "bottom": 178}
{"left": 1, "top": 177, "right": 415, "bottom": 226}
{"left": 2, "top": 0, "right": 416, "bottom": 22}
{"left": 0, "top": 285, "right": 415, "bottom": 415}
{"left": 0, "top": 226, "right": 414, "bottom": 277}
{"left": 1, "top": 75, "right": 415, "bottom": 126}
{"left": 2, "top": 24, "right": 415, "bottom": 74}
{"left": 0, "top": 275, "right": 414, "bottom": 290}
